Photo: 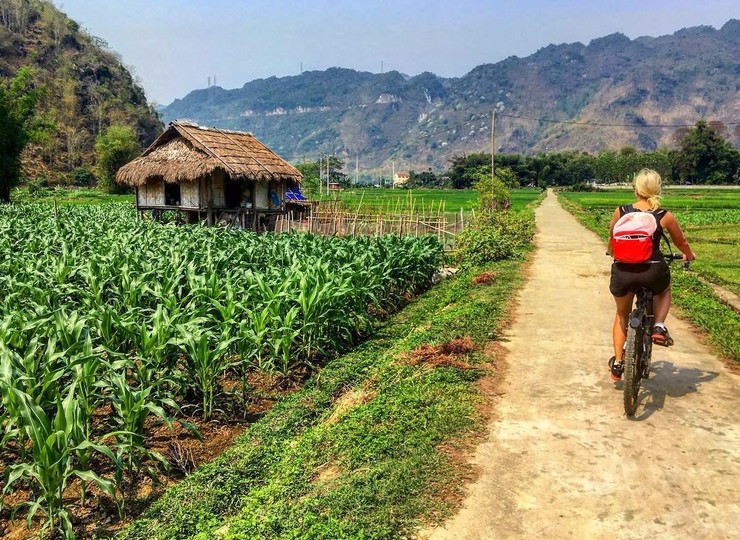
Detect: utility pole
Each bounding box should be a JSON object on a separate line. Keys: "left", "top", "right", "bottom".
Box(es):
{"left": 392, "top": 160, "right": 395, "bottom": 189}
{"left": 355, "top": 155, "right": 359, "bottom": 186}
{"left": 491, "top": 110, "right": 496, "bottom": 179}
{"left": 319, "top": 154, "right": 324, "bottom": 196}
{"left": 326, "top": 155, "right": 331, "bottom": 194}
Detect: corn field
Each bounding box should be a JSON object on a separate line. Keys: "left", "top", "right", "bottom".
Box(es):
{"left": 0, "top": 203, "right": 443, "bottom": 538}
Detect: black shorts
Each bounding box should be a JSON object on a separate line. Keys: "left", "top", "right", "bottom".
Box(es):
{"left": 609, "top": 261, "right": 671, "bottom": 297}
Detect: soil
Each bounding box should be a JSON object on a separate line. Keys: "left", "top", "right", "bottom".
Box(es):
{"left": 422, "top": 191, "right": 740, "bottom": 539}
{"left": 0, "top": 370, "right": 296, "bottom": 539}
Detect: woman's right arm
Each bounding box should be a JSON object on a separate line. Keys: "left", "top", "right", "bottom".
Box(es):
{"left": 607, "top": 207, "right": 620, "bottom": 256}
{"left": 661, "top": 212, "right": 696, "bottom": 260}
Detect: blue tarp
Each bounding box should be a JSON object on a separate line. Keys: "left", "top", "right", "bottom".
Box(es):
{"left": 285, "top": 186, "right": 307, "bottom": 201}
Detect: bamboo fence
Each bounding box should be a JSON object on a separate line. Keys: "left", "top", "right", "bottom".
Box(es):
{"left": 275, "top": 199, "right": 466, "bottom": 250}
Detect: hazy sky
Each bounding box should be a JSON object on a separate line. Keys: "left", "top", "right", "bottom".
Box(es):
{"left": 56, "top": 0, "right": 738, "bottom": 105}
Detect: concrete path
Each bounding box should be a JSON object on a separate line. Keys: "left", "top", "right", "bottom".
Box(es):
{"left": 423, "top": 191, "right": 740, "bottom": 540}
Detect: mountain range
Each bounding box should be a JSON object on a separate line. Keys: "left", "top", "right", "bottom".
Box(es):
{"left": 162, "top": 20, "right": 740, "bottom": 171}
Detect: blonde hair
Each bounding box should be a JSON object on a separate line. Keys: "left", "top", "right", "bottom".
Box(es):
{"left": 633, "top": 168, "right": 662, "bottom": 210}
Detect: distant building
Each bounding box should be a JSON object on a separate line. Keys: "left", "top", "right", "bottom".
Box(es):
{"left": 393, "top": 171, "right": 409, "bottom": 187}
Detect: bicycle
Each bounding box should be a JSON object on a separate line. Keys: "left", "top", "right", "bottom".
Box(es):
{"left": 621, "top": 252, "right": 690, "bottom": 416}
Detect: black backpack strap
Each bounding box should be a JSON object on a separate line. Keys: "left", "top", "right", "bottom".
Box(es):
{"left": 618, "top": 204, "right": 633, "bottom": 217}
{"left": 652, "top": 208, "right": 671, "bottom": 251}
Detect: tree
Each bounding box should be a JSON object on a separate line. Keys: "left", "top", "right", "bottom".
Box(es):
{"left": 447, "top": 153, "right": 491, "bottom": 189}
{"left": 494, "top": 167, "right": 519, "bottom": 189}
{"left": 94, "top": 125, "right": 140, "bottom": 193}
{"left": 295, "top": 161, "right": 320, "bottom": 197}
{"left": 673, "top": 120, "right": 740, "bottom": 184}
{"left": 407, "top": 169, "right": 440, "bottom": 188}
{"left": 0, "top": 67, "right": 43, "bottom": 202}
{"left": 325, "top": 156, "right": 348, "bottom": 188}
{"left": 295, "top": 156, "right": 347, "bottom": 194}
{"left": 471, "top": 166, "right": 511, "bottom": 211}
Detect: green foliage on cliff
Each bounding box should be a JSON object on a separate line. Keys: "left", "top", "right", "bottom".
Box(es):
{"left": 0, "top": 0, "right": 162, "bottom": 185}
{"left": 0, "top": 66, "right": 44, "bottom": 201}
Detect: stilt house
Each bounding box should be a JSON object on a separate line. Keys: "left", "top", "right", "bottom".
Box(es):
{"left": 116, "top": 122, "right": 306, "bottom": 230}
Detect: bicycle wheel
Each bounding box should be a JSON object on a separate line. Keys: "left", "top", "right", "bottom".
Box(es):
{"left": 623, "top": 324, "right": 642, "bottom": 416}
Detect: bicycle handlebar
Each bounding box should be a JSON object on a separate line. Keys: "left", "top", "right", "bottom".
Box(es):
{"left": 666, "top": 252, "right": 692, "bottom": 269}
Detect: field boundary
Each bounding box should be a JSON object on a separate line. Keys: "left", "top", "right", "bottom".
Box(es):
{"left": 708, "top": 283, "right": 740, "bottom": 312}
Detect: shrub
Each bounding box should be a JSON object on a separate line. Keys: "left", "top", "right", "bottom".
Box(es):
{"left": 455, "top": 209, "right": 534, "bottom": 266}
{"left": 568, "top": 182, "right": 597, "bottom": 192}
{"left": 473, "top": 172, "right": 511, "bottom": 211}
{"left": 70, "top": 166, "right": 97, "bottom": 187}
{"left": 27, "top": 175, "right": 51, "bottom": 197}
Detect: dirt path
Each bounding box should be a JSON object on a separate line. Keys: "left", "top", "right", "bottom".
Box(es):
{"left": 424, "top": 191, "right": 740, "bottom": 540}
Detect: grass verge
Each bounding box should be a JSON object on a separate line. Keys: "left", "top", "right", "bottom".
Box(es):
{"left": 558, "top": 192, "right": 740, "bottom": 363}
{"left": 118, "top": 259, "right": 527, "bottom": 540}
{"left": 11, "top": 187, "right": 135, "bottom": 204}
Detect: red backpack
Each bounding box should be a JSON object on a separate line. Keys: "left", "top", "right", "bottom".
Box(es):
{"left": 611, "top": 206, "right": 665, "bottom": 264}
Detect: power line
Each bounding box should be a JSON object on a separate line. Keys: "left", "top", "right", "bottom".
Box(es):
{"left": 496, "top": 112, "right": 740, "bottom": 128}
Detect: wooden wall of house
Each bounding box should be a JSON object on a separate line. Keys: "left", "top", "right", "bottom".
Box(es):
{"left": 211, "top": 171, "right": 225, "bottom": 207}
{"left": 181, "top": 180, "right": 200, "bottom": 208}
{"left": 138, "top": 179, "right": 165, "bottom": 206}
{"left": 255, "top": 179, "right": 269, "bottom": 209}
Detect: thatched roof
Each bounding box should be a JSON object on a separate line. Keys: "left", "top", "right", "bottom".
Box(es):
{"left": 116, "top": 122, "right": 302, "bottom": 187}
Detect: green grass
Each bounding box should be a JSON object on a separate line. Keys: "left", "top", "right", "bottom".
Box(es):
{"left": 119, "top": 258, "right": 528, "bottom": 540}
{"left": 11, "top": 187, "right": 135, "bottom": 204}
{"left": 560, "top": 188, "right": 740, "bottom": 212}
{"left": 558, "top": 190, "right": 740, "bottom": 363}
{"left": 316, "top": 188, "right": 543, "bottom": 214}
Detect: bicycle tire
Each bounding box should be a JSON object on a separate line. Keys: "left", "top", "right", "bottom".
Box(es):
{"left": 623, "top": 324, "right": 641, "bottom": 416}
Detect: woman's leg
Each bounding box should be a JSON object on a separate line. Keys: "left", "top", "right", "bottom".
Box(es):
{"left": 653, "top": 287, "right": 671, "bottom": 324}
{"left": 613, "top": 293, "right": 635, "bottom": 361}
{"left": 651, "top": 286, "right": 674, "bottom": 345}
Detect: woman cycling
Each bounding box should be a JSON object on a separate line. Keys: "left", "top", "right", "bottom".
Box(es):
{"left": 608, "top": 169, "right": 695, "bottom": 381}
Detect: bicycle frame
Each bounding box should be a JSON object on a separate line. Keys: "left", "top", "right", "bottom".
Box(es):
{"left": 629, "top": 288, "right": 654, "bottom": 378}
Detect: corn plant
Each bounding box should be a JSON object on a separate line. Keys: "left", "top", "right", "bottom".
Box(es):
{"left": 0, "top": 337, "right": 66, "bottom": 410}
{"left": 0, "top": 383, "right": 117, "bottom": 540}
{"left": 130, "top": 304, "right": 183, "bottom": 393}
{"left": 106, "top": 372, "right": 173, "bottom": 482}
{"left": 173, "top": 326, "right": 235, "bottom": 419}
{"left": 268, "top": 305, "right": 302, "bottom": 375}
